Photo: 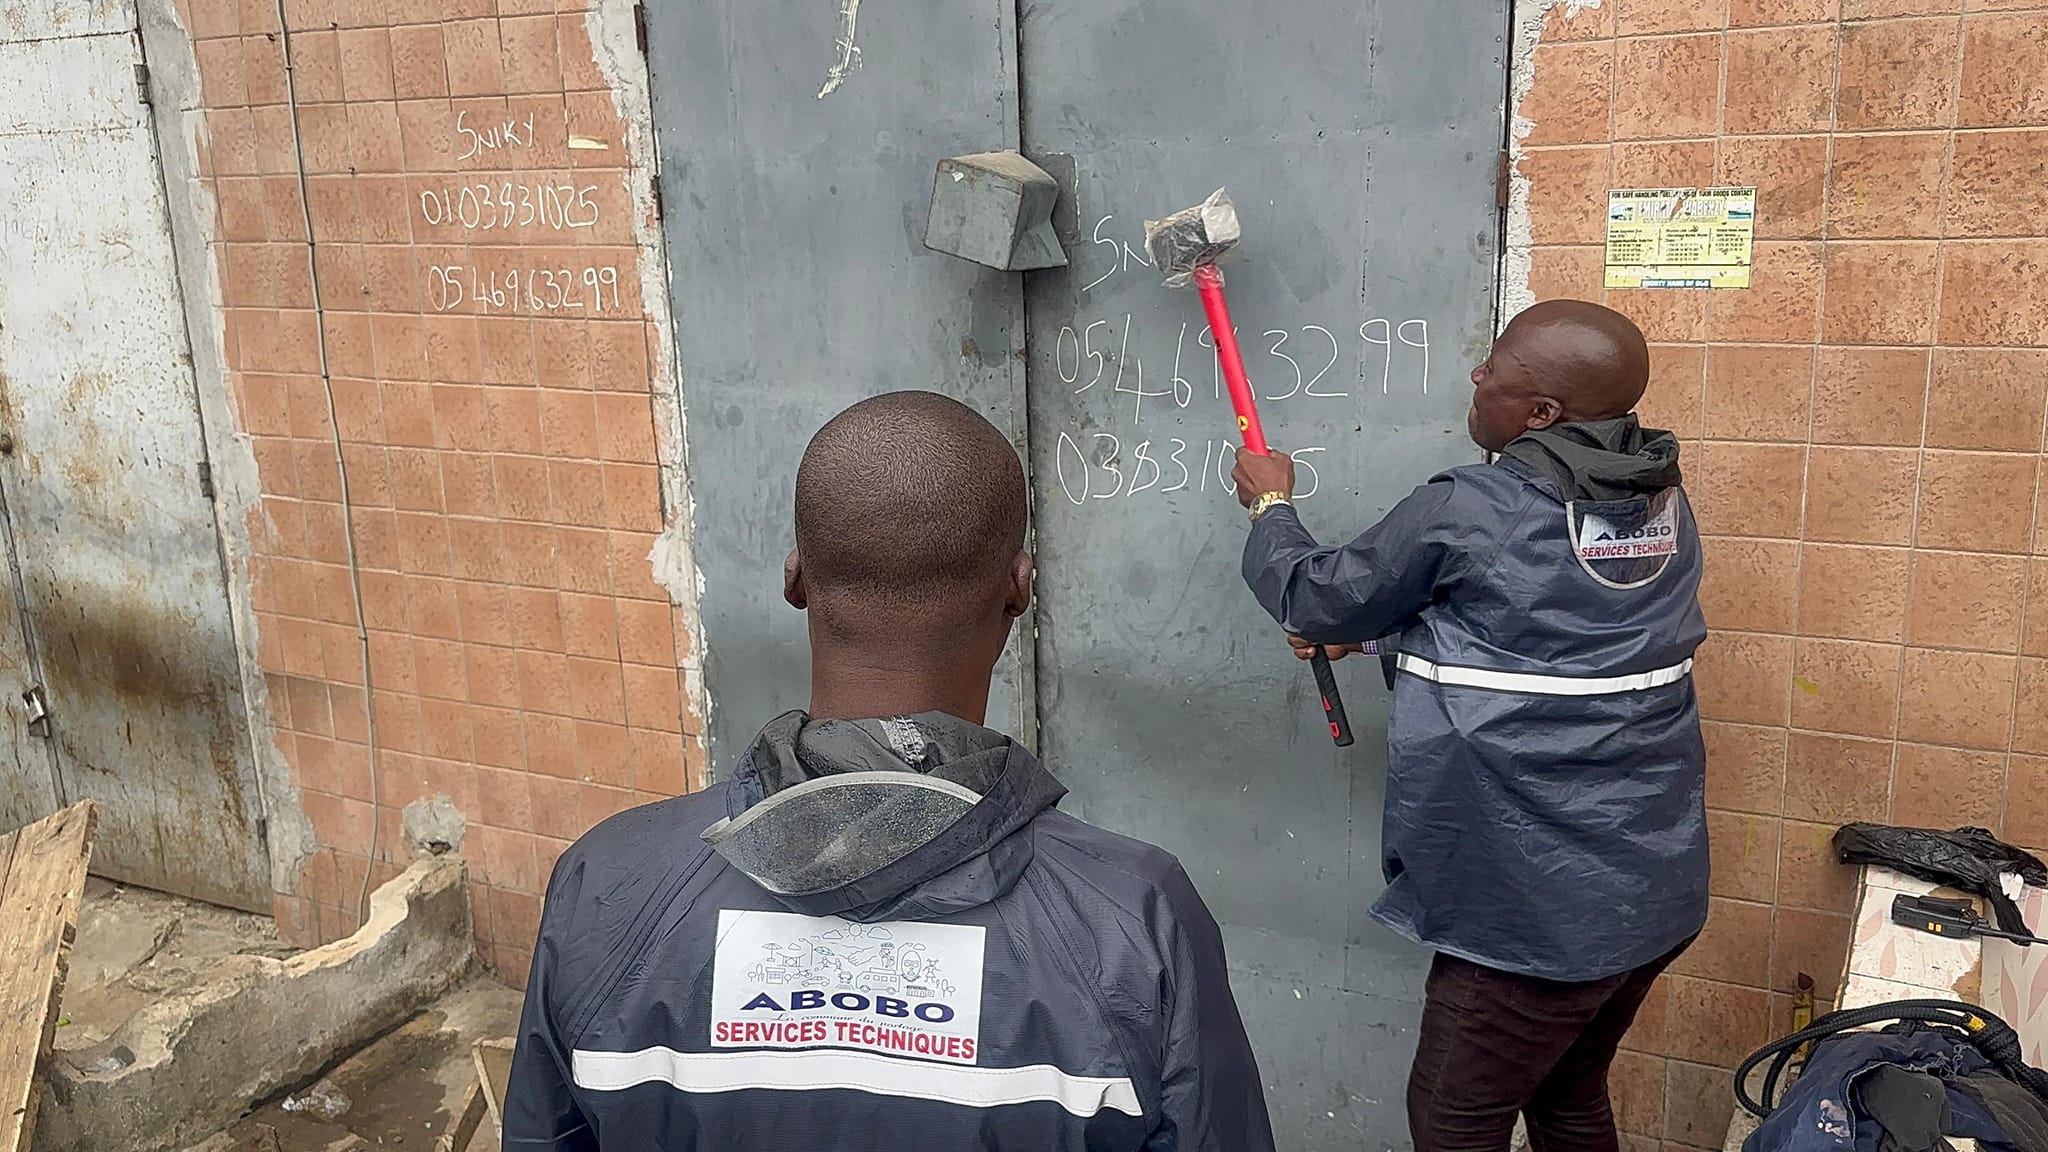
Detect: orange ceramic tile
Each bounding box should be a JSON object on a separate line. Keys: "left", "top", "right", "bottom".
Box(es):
{"left": 523, "top": 713, "right": 578, "bottom": 781}
{"left": 1905, "top": 550, "right": 2027, "bottom": 653}
{"left": 1641, "top": 344, "right": 1708, "bottom": 437}
{"left": 1668, "top": 977, "right": 1771, "bottom": 1066}
{"left": 1696, "top": 631, "right": 1797, "bottom": 726}
{"left": 1709, "top": 809, "right": 1783, "bottom": 901}
{"left": 1723, "top": 25, "right": 1839, "bottom": 133}
{"left": 1703, "top": 721, "right": 1788, "bottom": 814}
{"left": 1799, "top": 543, "right": 1912, "bottom": 642}
{"left": 574, "top": 721, "right": 634, "bottom": 788}
{"left": 1892, "top": 743, "right": 2007, "bottom": 828}
{"left": 566, "top": 656, "right": 626, "bottom": 725}
{"left": 2029, "top": 562, "right": 2048, "bottom": 657}
{"left": 1612, "top": 139, "right": 1717, "bottom": 189}
{"left": 467, "top": 644, "right": 523, "bottom": 710}
{"left": 1772, "top": 907, "right": 1853, "bottom": 999}
{"left": 1672, "top": 897, "right": 1776, "bottom": 987}
{"left": 549, "top": 459, "right": 610, "bottom": 528}
{"left": 1948, "top": 131, "right": 2048, "bottom": 238}
{"left": 388, "top": 448, "right": 447, "bottom": 513}
{"left": 1710, "top": 242, "right": 1825, "bottom": 343}
{"left": 2015, "top": 660, "right": 2048, "bottom": 755}
{"left": 1938, "top": 241, "right": 2048, "bottom": 347}
{"left": 558, "top": 592, "right": 619, "bottom": 660}
{"left": 1957, "top": 13, "right": 2048, "bottom": 127}
{"left": 1828, "top": 134, "right": 1950, "bottom": 239}
{"left": 499, "top": 518, "right": 557, "bottom": 582}
{"left": 1821, "top": 241, "right": 1941, "bottom": 346}
{"left": 1704, "top": 344, "right": 1814, "bottom": 441}
{"left": 1916, "top": 450, "right": 2039, "bottom": 553}
{"left": 1522, "top": 147, "right": 1614, "bottom": 248}
{"left": 1719, "top": 135, "right": 1829, "bottom": 239}
{"left": 292, "top": 30, "right": 344, "bottom": 104}
{"left": 1804, "top": 447, "right": 1919, "bottom": 545}
{"left": 498, "top": 14, "right": 564, "bottom": 95}
{"left": 1810, "top": 347, "right": 1929, "bottom": 446}
{"left": 1836, "top": 17, "right": 1961, "bottom": 130}
{"left": 1842, "top": 0, "right": 1963, "bottom": 15}
{"left": 623, "top": 664, "right": 683, "bottom": 732}
{"left": 2006, "top": 754, "right": 2048, "bottom": 851}
{"left": 1611, "top": 1050, "right": 1669, "bottom": 1138}
{"left": 442, "top": 18, "right": 505, "bottom": 98}
{"left": 1898, "top": 646, "right": 2018, "bottom": 748}
{"left": 1793, "top": 637, "right": 1904, "bottom": 737}
{"left": 339, "top": 26, "right": 396, "bottom": 103}
{"left": 1693, "top": 441, "right": 1807, "bottom": 538}
{"left": 1731, "top": 0, "right": 1841, "bottom": 22}
{"left": 1777, "top": 819, "right": 1860, "bottom": 912}
{"left": 391, "top": 23, "right": 450, "bottom": 100}
{"left": 1928, "top": 348, "right": 2048, "bottom": 452}
{"left": 1700, "top": 537, "right": 1802, "bottom": 632}
{"left": 1613, "top": 34, "right": 1724, "bottom": 140}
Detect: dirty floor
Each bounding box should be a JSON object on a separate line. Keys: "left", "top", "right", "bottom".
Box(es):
{"left": 179, "top": 979, "right": 523, "bottom": 1152}
{"left": 58, "top": 878, "right": 296, "bottom": 1054}
{"left": 55, "top": 878, "right": 522, "bottom": 1152}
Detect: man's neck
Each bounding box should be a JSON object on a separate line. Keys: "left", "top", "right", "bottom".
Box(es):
{"left": 808, "top": 650, "right": 994, "bottom": 727}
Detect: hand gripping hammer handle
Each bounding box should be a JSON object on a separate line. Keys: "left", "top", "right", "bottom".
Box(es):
{"left": 1193, "top": 265, "right": 1355, "bottom": 748}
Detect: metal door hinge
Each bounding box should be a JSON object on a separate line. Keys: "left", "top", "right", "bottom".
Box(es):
{"left": 23, "top": 685, "right": 50, "bottom": 737}
{"left": 1495, "top": 150, "right": 1512, "bottom": 210}
{"left": 135, "top": 62, "right": 152, "bottom": 105}
{"left": 198, "top": 461, "right": 216, "bottom": 499}
{"left": 650, "top": 175, "right": 664, "bottom": 220}
{"left": 634, "top": 3, "right": 648, "bottom": 54}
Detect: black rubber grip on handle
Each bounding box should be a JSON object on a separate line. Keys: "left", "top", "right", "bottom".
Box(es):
{"left": 1309, "top": 650, "right": 1355, "bottom": 747}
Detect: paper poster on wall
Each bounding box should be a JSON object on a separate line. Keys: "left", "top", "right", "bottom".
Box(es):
{"left": 1603, "top": 187, "right": 1756, "bottom": 290}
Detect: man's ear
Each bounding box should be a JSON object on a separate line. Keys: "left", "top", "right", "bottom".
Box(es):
{"left": 784, "top": 548, "right": 807, "bottom": 610}
{"left": 1526, "top": 395, "right": 1565, "bottom": 432}
{"left": 1004, "top": 552, "right": 1034, "bottom": 619}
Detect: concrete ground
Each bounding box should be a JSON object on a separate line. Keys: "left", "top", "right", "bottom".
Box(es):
{"left": 177, "top": 979, "right": 523, "bottom": 1152}
{"left": 52, "top": 877, "right": 520, "bottom": 1152}
{"left": 58, "top": 878, "right": 298, "bottom": 1056}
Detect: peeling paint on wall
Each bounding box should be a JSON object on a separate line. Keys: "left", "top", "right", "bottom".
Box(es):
{"left": 587, "top": 0, "right": 712, "bottom": 765}
{"left": 1500, "top": 0, "right": 1603, "bottom": 330}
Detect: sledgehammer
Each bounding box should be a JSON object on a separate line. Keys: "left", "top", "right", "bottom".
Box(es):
{"left": 1143, "top": 189, "right": 1355, "bottom": 748}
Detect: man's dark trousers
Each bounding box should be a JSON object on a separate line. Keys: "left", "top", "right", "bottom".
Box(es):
{"left": 1407, "top": 939, "right": 1692, "bottom": 1152}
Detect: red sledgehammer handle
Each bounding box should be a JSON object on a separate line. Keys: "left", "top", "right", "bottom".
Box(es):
{"left": 1194, "top": 265, "right": 1268, "bottom": 455}
{"left": 1191, "top": 265, "right": 1354, "bottom": 748}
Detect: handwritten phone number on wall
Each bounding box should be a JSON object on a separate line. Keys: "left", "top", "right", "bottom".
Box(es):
{"left": 417, "top": 182, "right": 600, "bottom": 233}
{"left": 427, "top": 264, "right": 622, "bottom": 315}
{"left": 1055, "top": 313, "right": 1435, "bottom": 427}
{"left": 1052, "top": 433, "right": 1326, "bottom": 508}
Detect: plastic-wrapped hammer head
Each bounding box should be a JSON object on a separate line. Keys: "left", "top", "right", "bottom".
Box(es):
{"left": 1143, "top": 188, "right": 1241, "bottom": 289}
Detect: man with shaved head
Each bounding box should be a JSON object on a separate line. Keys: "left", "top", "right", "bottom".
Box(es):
{"left": 510, "top": 391, "right": 1275, "bottom": 1151}
{"left": 1233, "top": 301, "right": 1708, "bottom": 1152}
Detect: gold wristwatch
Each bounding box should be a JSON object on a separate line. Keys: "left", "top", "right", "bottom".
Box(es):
{"left": 1248, "top": 491, "right": 1293, "bottom": 522}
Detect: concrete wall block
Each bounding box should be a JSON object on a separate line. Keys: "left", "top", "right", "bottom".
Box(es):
{"left": 34, "top": 858, "right": 474, "bottom": 1152}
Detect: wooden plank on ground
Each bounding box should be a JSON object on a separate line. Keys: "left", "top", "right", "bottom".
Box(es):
{"left": 473, "top": 1037, "right": 514, "bottom": 1137}
{"left": 432, "top": 1081, "right": 486, "bottom": 1152}
{"left": 0, "top": 801, "right": 98, "bottom": 1152}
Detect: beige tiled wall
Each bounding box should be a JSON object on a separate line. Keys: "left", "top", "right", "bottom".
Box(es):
{"left": 175, "top": 0, "right": 703, "bottom": 983}
{"left": 1517, "top": 0, "right": 2048, "bottom": 1146}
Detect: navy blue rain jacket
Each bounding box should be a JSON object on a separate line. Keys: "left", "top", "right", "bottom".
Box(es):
{"left": 506, "top": 711, "right": 1275, "bottom": 1150}
{"left": 1242, "top": 421, "right": 1710, "bottom": 981}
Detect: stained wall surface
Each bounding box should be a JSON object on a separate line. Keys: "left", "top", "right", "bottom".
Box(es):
{"left": 1510, "top": 1, "right": 2048, "bottom": 1143}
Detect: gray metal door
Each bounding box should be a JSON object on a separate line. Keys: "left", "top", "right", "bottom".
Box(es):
{"left": 643, "top": 1, "right": 1035, "bottom": 761}
{"left": 645, "top": 2, "right": 1508, "bottom": 1145}
{"left": 1018, "top": 4, "right": 1508, "bottom": 1146}
{"left": 0, "top": 0, "right": 271, "bottom": 910}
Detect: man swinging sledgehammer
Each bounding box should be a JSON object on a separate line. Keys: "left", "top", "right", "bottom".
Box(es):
{"left": 1232, "top": 300, "right": 1711, "bottom": 1152}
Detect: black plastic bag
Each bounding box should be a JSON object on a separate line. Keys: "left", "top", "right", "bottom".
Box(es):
{"left": 1835, "top": 824, "right": 2048, "bottom": 935}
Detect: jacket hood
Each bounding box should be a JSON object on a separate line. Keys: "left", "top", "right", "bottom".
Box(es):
{"left": 1500, "top": 415, "right": 1683, "bottom": 501}
{"left": 702, "top": 710, "right": 1066, "bottom": 923}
